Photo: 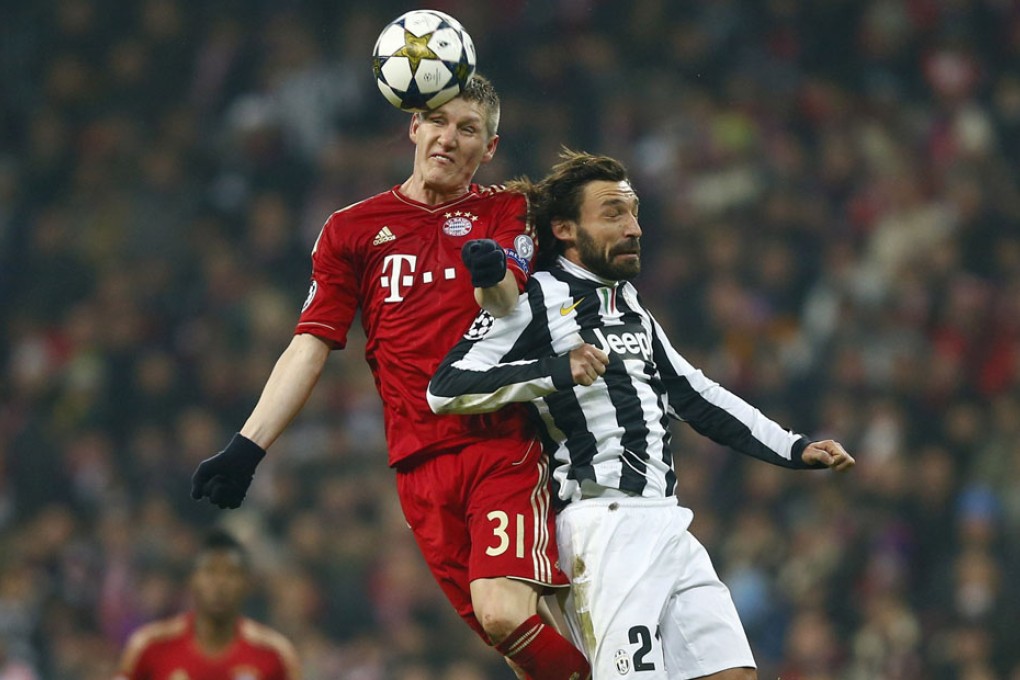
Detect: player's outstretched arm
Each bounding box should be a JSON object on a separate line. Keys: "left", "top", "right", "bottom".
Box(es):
{"left": 800, "top": 439, "right": 856, "bottom": 471}
{"left": 192, "top": 334, "right": 330, "bottom": 509}
{"left": 239, "top": 333, "right": 331, "bottom": 450}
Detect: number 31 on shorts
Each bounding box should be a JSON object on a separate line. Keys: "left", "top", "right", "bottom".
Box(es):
{"left": 485, "top": 510, "right": 525, "bottom": 558}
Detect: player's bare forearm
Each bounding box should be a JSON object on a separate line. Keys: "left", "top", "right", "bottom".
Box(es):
{"left": 474, "top": 271, "right": 519, "bottom": 318}
{"left": 240, "top": 333, "right": 331, "bottom": 450}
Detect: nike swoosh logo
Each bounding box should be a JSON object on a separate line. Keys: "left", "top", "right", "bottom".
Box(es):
{"left": 560, "top": 297, "right": 585, "bottom": 316}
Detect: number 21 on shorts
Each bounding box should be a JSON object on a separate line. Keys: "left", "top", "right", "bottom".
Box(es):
{"left": 485, "top": 510, "right": 525, "bottom": 558}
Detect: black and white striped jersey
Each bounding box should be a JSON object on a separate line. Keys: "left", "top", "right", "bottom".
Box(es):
{"left": 428, "top": 257, "right": 814, "bottom": 506}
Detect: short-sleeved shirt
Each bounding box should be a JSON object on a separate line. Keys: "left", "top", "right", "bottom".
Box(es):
{"left": 116, "top": 613, "right": 300, "bottom": 680}
{"left": 297, "top": 184, "right": 538, "bottom": 467}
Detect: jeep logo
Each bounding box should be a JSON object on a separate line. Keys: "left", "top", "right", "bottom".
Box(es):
{"left": 592, "top": 326, "right": 652, "bottom": 362}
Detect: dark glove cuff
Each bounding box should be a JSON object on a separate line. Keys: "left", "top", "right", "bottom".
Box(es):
{"left": 225, "top": 432, "right": 267, "bottom": 469}
{"left": 471, "top": 252, "right": 507, "bottom": 288}
{"left": 472, "top": 271, "right": 503, "bottom": 288}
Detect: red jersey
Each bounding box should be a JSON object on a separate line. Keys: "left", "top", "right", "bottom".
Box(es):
{"left": 296, "top": 184, "right": 538, "bottom": 467}
{"left": 116, "top": 613, "right": 300, "bottom": 680}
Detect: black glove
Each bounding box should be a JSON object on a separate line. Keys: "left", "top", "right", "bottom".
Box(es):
{"left": 461, "top": 239, "right": 507, "bottom": 288}
{"left": 191, "top": 433, "right": 266, "bottom": 509}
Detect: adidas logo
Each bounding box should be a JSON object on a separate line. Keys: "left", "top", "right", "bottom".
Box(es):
{"left": 373, "top": 226, "right": 396, "bottom": 245}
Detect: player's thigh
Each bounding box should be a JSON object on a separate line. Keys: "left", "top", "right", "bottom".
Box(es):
{"left": 463, "top": 439, "right": 566, "bottom": 589}
{"left": 557, "top": 497, "right": 688, "bottom": 679}
{"left": 396, "top": 456, "right": 482, "bottom": 637}
{"left": 660, "top": 532, "right": 756, "bottom": 679}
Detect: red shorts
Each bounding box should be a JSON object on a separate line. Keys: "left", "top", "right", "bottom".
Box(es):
{"left": 395, "top": 437, "right": 568, "bottom": 640}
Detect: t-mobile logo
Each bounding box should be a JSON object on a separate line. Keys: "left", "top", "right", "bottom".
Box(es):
{"left": 381, "top": 254, "right": 459, "bottom": 302}
{"left": 381, "top": 254, "right": 417, "bottom": 302}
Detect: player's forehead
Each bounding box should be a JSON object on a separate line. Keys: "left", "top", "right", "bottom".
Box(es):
{"left": 428, "top": 97, "right": 487, "bottom": 125}
{"left": 582, "top": 180, "right": 637, "bottom": 209}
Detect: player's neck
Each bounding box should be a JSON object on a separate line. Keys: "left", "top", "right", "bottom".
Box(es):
{"left": 193, "top": 613, "right": 237, "bottom": 654}
{"left": 399, "top": 176, "right": 469, "bottom": 206}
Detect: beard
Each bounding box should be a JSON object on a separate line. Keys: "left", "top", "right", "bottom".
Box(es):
{"left": 576, "top": 227, "right": 641, "bottom": 281}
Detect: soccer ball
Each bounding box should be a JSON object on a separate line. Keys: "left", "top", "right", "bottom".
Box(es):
{"left": 372, "top": 9, "right": 477, "bottom": 112}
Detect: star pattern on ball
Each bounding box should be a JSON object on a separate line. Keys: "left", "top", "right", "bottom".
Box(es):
{"left": 393, "top": 30, "right": 439, "bottom": 73}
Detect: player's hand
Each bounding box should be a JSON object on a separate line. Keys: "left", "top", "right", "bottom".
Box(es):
{"left": 801, "top": 439, "right": 855, "bottom": 471}
{"left": 461, "top": 239, "right": 507, "bottom": 288}
{"left": 191, "top": 433, "right": 266, "bottom": 509}
{"left": 569, "top": 343, "right": 609, "bottom": 386}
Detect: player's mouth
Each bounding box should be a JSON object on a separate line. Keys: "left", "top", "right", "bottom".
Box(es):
{"left": 430, "top": 152, "right": 455, "bottom": 165}
{"left": 612, "top": 244, "right": 640, "bottom": 259}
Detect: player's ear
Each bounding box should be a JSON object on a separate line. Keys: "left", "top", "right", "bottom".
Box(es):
{"left": 551, "top": 219, "right": 575, "bottom": 245}
{"left": 480, "top": 133, "right": 499, "bottom": 164}
{"left": 408, "top": 112, "right": 422, "bottom": 143}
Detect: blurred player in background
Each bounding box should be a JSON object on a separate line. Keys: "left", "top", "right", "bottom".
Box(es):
{"left": 429, "top": 151, "right": 856, "bottom": 679}
{"left": 190, "top": 75, "right": 590, "bottom": 680}
{"left": 115, "top": 529, "right": 300, "bottom": 680}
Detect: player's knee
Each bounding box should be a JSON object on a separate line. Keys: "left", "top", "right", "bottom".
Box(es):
{"left": 476, "top": 602, "right": 523, "bottom": 644}
{"left": 471, "top": 579, "right": 538, "bottom": 644}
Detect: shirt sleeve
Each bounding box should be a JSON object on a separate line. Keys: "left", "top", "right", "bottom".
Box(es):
{"left": 427, "top": 292, "right": 573, "bottom": 414}
{"left": 487, "top": 191, "right": 535, "bottom": 291}
{"left": 647, "top": 309, "right": 815, "bottom": 469}
{"left": 294, "top": 212, "right": 360, "bottom": 348}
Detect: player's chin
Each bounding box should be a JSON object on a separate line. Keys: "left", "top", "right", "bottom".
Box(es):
{"left": 611, "top": 255, "right": 641, "bottom": 278}
{"left": 426, "top": 168, "right": 468, "bottom": 191}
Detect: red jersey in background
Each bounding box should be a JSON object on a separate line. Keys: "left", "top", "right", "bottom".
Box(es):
{"left": 115, "top": 613, "right": 300, "bottom": 680}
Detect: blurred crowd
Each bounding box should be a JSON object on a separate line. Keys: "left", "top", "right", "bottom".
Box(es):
{"left": 2, "top": 0, "right": 1019, "bottom": 678}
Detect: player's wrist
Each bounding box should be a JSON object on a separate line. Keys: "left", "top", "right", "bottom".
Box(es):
{"left": 224, "top": 433, "right": 267, "bottom": 469}
{"left": 545, "top": 355, "right": 575, "bottom": 390}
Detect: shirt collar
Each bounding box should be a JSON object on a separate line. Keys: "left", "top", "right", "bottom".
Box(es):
{"left": 556, "top": 255, "right": 620, "bottom": 287}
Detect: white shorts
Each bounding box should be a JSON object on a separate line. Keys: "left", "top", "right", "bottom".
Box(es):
{"left": 556, "top": 497, "right": 755, "bottom": 679}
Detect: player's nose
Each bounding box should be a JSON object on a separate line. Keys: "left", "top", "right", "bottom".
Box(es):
{"left": 623, "top": 214, "right": 641, "bottom": 237}
{"left": 437, "top": 125, "right": 457, "bottom": 148}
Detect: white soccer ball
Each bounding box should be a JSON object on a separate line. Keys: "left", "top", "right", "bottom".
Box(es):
{"left": 372, "top": 9, "right": 477, "bottom": 112}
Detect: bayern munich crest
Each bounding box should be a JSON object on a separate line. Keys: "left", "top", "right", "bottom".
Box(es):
{"left": 442, "top": 211, "right": 476, "bottom": 236}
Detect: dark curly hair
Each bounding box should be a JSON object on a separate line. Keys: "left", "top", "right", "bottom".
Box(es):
{"left": 508, "top": 149, "right": 630, "bottom": 271}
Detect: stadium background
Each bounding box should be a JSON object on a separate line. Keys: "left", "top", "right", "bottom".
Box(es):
{"left": 2, "top": 1, "right": 1019, "bottom": 678}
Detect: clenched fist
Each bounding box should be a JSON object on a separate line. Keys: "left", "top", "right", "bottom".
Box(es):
{"left": 569, "top": 343, "right": 610, "bottom": 386}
